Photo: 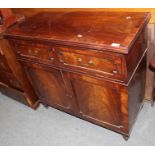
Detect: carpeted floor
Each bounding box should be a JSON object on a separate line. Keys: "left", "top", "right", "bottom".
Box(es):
{"left": 0, "top": 92, "right": 155, "bottom": 146}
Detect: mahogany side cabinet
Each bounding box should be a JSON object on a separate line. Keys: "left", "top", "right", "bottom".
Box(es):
{"left": 0, "top": 8, "right": 38, "bottom": 109}
{"left": 4, "top": 11, "right": 151, "bottom": 140}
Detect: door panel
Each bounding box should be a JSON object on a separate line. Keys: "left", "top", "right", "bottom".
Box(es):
{"left": 70, "top": 74, "right": 124, "bottom": 128}
{"left": 24, "top": 64, "right": 73, "bottom": 111}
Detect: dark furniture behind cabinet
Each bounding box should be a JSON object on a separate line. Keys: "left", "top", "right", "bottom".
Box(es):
{"left": 0, "top": 9, "right": 39, "bottom": 109}
{"left": 5, "top": 11, "right": 151, "bottom": 140}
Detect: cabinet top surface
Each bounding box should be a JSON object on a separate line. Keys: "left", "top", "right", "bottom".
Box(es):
{"left": 4, "top": 11, "right": 151, "bottom": 54}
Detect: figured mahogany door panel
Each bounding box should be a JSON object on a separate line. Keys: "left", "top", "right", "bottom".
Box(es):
{"left": 13, "top": 40, "right": 56, "bottom": 65}
{"left": 57, "top": 47, "right": 124, "bottom": 81}
{"left": 24, "top": 64, "right": 74, "bottom": 111}
{"left": 69, "top": 74, "right": 127, "bottom": 129}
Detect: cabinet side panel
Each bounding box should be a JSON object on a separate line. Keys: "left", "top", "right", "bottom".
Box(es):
{"left": 128, "top": 54, "right": 146, "bottom": 130}
{"left": 126, "top": 27, "right": 147, "bottom": 82}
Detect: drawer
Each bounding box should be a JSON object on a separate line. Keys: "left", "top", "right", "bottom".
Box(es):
{"left": 14, "top": 41, "right": 55, "bottom": 64}
{"left": 13, "top": 40, "right": 124, "bottom": 81}
{"left": 57, "top": 47, "right": 124, "bottom": 81}
{"left": 0, "top": 71, "right": 22, "bottom": 90}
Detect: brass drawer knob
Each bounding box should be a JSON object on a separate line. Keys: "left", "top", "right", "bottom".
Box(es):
{"left": 65, "top": 93, "right": 73, "bottom": 98}
{"left": 50, "top": 57, "right": 54, "bottom": 62}
{"left": 28, "top": 49, "right": 32, "bottom": 53}
{"left": 77, "top": 58, "right": 82, "bottom": 62}
{"left": 17, "top": 51, "right": 21, "bottom": 54}
{"left": 28, "top": 49, "right": 38, "bottom": 54}
{"left": 88, "top": 60, "right": 94, "bottom": 65}
{"left": 113, "top": 70, "right": 118, "bottom": 74}
{"left": 34, "top": 50, "right": 38, "bottom": 54}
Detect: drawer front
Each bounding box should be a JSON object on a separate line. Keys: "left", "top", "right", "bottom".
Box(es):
{"left": 57, "top": 47, "right": 124, "bottom": 81}
{"left": 0, "top": 71, "right": 22, "bottom": 90}
{"left": 13, "top": 40, "right": 124, "bottom": 81}
{"left": 14, "top": 41, "right": 55, "bottom": 64}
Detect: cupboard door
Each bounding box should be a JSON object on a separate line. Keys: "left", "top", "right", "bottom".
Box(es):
{"left": 69, "top": 74, "right": 126, "bottom": 129}
{"left": 24, "top": 64, "right": 74, "bottom": 112}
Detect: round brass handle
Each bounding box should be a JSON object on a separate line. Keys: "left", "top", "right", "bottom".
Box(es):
{"left": 77, "top": 58, "right": 82, "bottom": 62}
{"left": 34, "top": 50, "right": 38, "bottom": 54}
{"left": 17, "top": 51, "right": 21, "bottom": 54}
{"left": 88, "top": 60, "right": 94, "bottom": 65}
{"left": 28, "top": 49, "right": 38, "bottom": 54}
{"left": 112, "top": 70, "right": 118, "bottom": 74}
{"left": 28, "top": 49, "right": 32, "bottom": 53}
{"left": 50, "top": 57, "right": 54, "bottom": 62}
